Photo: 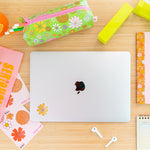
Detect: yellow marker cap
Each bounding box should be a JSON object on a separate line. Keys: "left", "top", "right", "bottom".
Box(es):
{"left": 98, "top": 3, "right": 133, "bottom": 44}
{"left": 134, "top": 0, "right": 150, "bottom": 21}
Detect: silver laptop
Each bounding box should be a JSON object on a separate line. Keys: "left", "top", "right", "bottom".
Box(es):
{"left": 30, "top": 52, "right": 130, "bottom": 122}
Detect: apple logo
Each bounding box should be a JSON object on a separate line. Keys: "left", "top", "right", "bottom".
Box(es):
{"left": 75, "top": 81, "right": 85, "bottom": 94}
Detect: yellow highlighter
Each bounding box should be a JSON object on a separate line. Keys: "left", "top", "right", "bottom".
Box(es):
{"left": 98, "top": 3, "right": 133, "bottom": 44}
{"left": 134, "top": 0, "right": 150, "bottom": 21}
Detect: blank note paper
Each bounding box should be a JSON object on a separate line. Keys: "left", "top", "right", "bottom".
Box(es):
{"left": 137, "top": 116, "right": 150, "bottom": 150}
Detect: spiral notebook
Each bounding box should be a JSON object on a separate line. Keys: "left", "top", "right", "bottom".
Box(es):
{"left": 137, "top": 116, "right": 150, "bottom": 150}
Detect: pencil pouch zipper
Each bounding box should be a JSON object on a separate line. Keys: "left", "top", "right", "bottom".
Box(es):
{"left": 23, "top": 6, "right": 91, "bottom": 29}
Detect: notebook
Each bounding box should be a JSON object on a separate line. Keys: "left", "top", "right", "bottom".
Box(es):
{"left": 137, "top": 116, "right": 150, "bottom": 150}
{"left": 137, "top": 32, "right": 150, "bottom": 104}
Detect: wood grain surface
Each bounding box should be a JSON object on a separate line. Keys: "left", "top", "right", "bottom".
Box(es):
{"left": 0, "top": 0, "right": 150, "bottom": 149}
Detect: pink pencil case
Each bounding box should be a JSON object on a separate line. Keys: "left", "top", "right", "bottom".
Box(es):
{"left": 0, "top": 46, "right": 23, "bottom": 122}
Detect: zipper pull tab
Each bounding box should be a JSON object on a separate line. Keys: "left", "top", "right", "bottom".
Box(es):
{"left": 18, "top": 17, "right": 25, "bottom": 23}
{"left": 93, "top": 16, "right": 98, "bottom": 22}
{"left": 22, "top": 17, "right": 32, "bottom": 24}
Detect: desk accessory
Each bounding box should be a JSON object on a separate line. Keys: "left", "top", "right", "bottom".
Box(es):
{"left": 0, "top": 46, "right": 23, "bottom": 122}
{"left": 137, "top": 116, "right": 150, "bottom": 150}
{"left": 91, "top": 127, "right": 103, "bottom": 138}
{"left": 0, "top": 12, "right": 8, "bottom": 37}
{"left": 30, "top": 52, "right": 130, "bottom": 122}
{"left": 137, "top": 32, "right": 150, "bottom": 104}
{"left": 0, "top": 74, "right": 43, "bottom": 149}
{"left": 105, "top": 137, "right": 117, "bottom": 148}
{"left": 98, "top": 3, "right": 133, "bottom": 44}
{"left": 134, "top": 0, "right": 150, "bottom": 21}
{"left": 13, "top": 0, "right": 96, "bottom": 46}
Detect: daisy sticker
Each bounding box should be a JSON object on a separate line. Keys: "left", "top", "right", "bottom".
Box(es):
{"left": 52, "top": 23, "right": 62, "bottom": 32}
{"left": 37, "top": 103, "right": 48, "bottom": 116}
{"left": 69, "top": 16, "right": 82, "bottom": 29}
{"left": 3, "top": 120, "right": 12, "bottom": 129}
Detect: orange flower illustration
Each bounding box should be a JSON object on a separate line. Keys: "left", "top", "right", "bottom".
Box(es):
{"left": 11, "top": 127, "right": 25, "bottom": 142}
{"left": 37, "top": 103, "right": 48, "bottom": 116}
{"left": 6, "top": 95, "right": 13, "bottom": 107}
{"left": 6, "top": 113, "right": 13, "bottom": 120}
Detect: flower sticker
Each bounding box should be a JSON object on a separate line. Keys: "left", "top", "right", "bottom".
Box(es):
{"left": 37, "top": 103, "right": 48, "bottom": 116}
{"left": 34, "top": 21, "right": 46, "bottom": 33}
{"left": 52, "top": 23, "right": 62, "bottom": 32}
{"left": 11, "top": 127, "right": 25, "bottom": 142}
{"left": 6, "top": 95, "right": 13, "bottom": 108}
{"left": 6, "top": 113, "right": 13, "bottom": 120}
{"left": 69, "top": 16, "right": 82, "bottom": 29}
{"left": 3, "top": 120, "right": 12, "bottom": 129}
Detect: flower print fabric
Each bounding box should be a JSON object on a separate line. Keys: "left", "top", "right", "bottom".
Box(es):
{"left": 137, "top": 32, "right": 150, "bottom": 104}
{"left": 137, "top": 32, "right": 145, "bottom": 104}
{"left": 52, "top": 23, "right": 62, "bottom": 32}
{"left": 34, "top": 21, "right": 46, "bottom": 33}
{"left": 23, "top": 0, "right": 94, "bottom": 46}
{"left": 69, "top": 16, "right": 82, "bottom": 29}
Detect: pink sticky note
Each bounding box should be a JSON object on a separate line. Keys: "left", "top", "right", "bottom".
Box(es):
{"left": 0, "top": 47, "right": 23, "bottom": 120}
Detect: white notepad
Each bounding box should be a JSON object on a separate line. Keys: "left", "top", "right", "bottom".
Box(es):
{"left": 137, "top": 116, "right": 150, "bottom": 150}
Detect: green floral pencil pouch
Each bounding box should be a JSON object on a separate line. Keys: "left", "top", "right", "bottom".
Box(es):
{"left": 20, "top": 0, "right": 96, "bottom": 46}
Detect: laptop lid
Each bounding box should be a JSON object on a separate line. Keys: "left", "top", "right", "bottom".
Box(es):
{"left": 30, "top": 52, "right": 130, "bottom": 122}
